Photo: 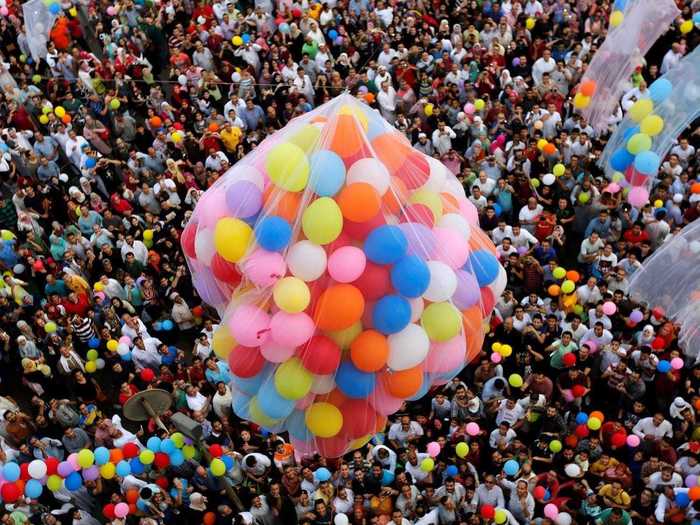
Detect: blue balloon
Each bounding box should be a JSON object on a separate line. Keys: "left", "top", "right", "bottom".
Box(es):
{"left": 129, "top": 458, "right": 145, "bottom": 475}
{"left": 315, "top": 467, "right": 331, "bottom": 481}
{"left": 232, "top": 391, "right": 252, "bottom": 419}
{"left": 287, "top": 409, "right": 313, "bottom": 441}
{"left": 609, "top": 147, "right": 635, "bottom": 172}
{"left": 694, "top": 12, "right": 700, "bottom": 24}
{"left": 162, "top": 319, "right": 174, "bottom": 331}
{"left": 88, "top": 337, "right": 100, "bottom": 348}
{"left": 622, "top": 125, "right": 640, "bottom": 141}
{"left": 121, "top": 351, "right": 132, "bottom": 361}
{"left": 576, "top": 412, "right": 589, "bottom": 425}
{"left": 279, "top": 22, "right": 290, "bottom": 33}
{"left": 147, "top": 436, "right": 162, "bottom": 452}
{"left": 504, "top": 459, "right": 520, "bottom": 476}
{"left": 153, "top": 321, "right": 162, "bottom": 331}
{"left": 160, "top": 438, "right": 176, "bottom": 455}
{"left": 242, "top": 34, "right": 251, "bottom": 43}
{"left": 613, "top": 0, "right": 627, "bottom": 10}
{"left": 85, "top": 157, "right": 96, "bottom": 169}
{"left": 233, "top": 365, "right": 272, "bottom": 396}
{"left": 3, "top": 462, "right": 20, "bottom": 482}
{"left": 381, "top": 470, "right": 394, "bottom": 485}
{"left": 65, "top": 472, "right": 83, "bottom": 491}
{"left": 255, "top": 216, "right": 292, "bottom": 252}
{"left": 649, "top": 78, "right": 673, "bottom": 103}
{"left": 49, "top": 2, "right": 60, "bottom": 14}
{"left": 335, "top": 360, "right": 376, "bottom": 398}
{"left": 468, "top": 250, "right": 500, "bottom": 286}
{"left": 657, "top": 359, "right": 671, "bottom": 373}
{"left": 25, "top": 479, "right": 43, "bottom": 499}
{"left": 221, "top": 455, "right": 234, "bottom": 470}
{"left": 634, "top": 151, "right": 661, "bottom": 175}
{"left": 328, "top": 29, "right": 338, "bottom": 40}
{"left": 373, "top": 295, "right": 411, "bottom": 334}
{"left": 257, "top": 381, "right": 295, "bottom": 420}
{"left": 309, "top": 150, "right": 346, "bottom": 196}
{"left": 445, "top": 465, "right": 459, "bottom": 477}
{"left": 116, "top": 460, "right": 131, "bottom": 477}
{"left": 364, "top": 225, "right": 408, "bottom": 264}
{"left": 544, "top": 489, "right": 551, "bottom": 501}
{"left": 170, "top": 450, "right": 185, "bottom": 467}
{"left": 367, "top": 116, "right": 387, "bottom": 141}
{"left": 676, "top": 491, "right": 690, "bottom": 508}
{"left": 492, "top": 203, "right": 502, "bottom": 217}
{"left": 391, "top": 256, "right": 430, "bottom": 298}
{"left": 94, "top": 446, "right": 110, "bottom": 465}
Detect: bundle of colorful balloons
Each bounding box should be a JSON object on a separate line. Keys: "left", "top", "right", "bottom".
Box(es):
{"left": 182, "top": 94, "right": 505, "bottom": 457}
{"left": 0, "top": 433, "right": 197, "bottom": 506}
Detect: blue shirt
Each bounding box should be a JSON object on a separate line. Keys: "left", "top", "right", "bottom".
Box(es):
{"left": 205, "top": 361, "right": 232, "bottom": 384}
{"left": 78, "top": 211, "right": 103, "bottom": 236}
{"left": 240, "top": 105, "right": 265, "bottom": 131}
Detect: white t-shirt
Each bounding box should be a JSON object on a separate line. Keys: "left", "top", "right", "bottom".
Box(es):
{"left": 242, "top": 453, "right": 271, "bottom": 476}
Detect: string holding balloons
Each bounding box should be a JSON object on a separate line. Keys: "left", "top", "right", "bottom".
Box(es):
{"left": 183, "top": 94, "right": 506, "bottom": 457}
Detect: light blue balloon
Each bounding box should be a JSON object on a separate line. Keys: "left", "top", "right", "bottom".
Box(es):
{"left": 116, "top": 460, "right": 131, "bottom": 477}
{"left": 315, "top": 467, "right": 331, "bottom": 481}
{"left": 391, "top": 255, "right": 430, "bottom": 298}
{"left": 286, "top": 409, "right": 313, "bottom": 441}
{"left": 504, "top": 459, "right": 520, "bottom": 476}
{"left": 221, "top": 455, "right": 234, "bottom": 470}
{"left": 254, "top": 216, "right": 292, "bottom": 252}
{"left": 25, "top": 479, "right": 43, "bottom": 499}
{"left": 634, "top": 151, "right": 660, "bottom": 175}
{"left": 94, "top": 446, "right": 110, "bottom": 465}
{"left": 160, "top": 438, "right": 176, "bottom": 455}
{"left": 649, "top": 78, "right": 673, "bottom": 103}
{"left": 232, "top": 364, "right": 272, "bottom": 396}
{"left": 232, "top": 391, "right": 252, "bottom": 419}
{"left": 147, "top": 436, "right": 162, "bottom": 452}
{"left": 309, "top": 150, "right": 346, "bottom": 196}
{"left": 170, "top": 450, "right": 185, "bottom": 467}
{"left": 623, "top": 125, "right": 640, "bottom": 141}
{"left": 257, "top": 381, "right": 295, "bottom": 420}
{"left": 694, "top": 12, "right": 700, "bottom": 24}
{"left": 3, "top": 462, "right": 20, "bottom": 482}
{"left": 468, "top": 249, "right": 500, "bottom": 286}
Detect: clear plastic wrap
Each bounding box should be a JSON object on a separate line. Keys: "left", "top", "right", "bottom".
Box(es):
{"left": 599, "top": 46, "right": 700, "bottom": 207}
{"left": 182, "top": 94, "right": 505, "bottom": 456}
{"left": 572, "top": 0, "right": 679, "bottom": 132}
{"left": 22, "top": 0, "right": 59, "bottom": 62}
{"left": 627, "top": 220, "right": 700, "bottom": 362}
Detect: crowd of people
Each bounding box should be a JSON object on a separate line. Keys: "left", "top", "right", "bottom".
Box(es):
{"left": 0, "top": 0, "right": 699, "bottom": 523}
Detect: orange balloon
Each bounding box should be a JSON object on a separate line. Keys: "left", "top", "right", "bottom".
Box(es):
{"left": 204, "top": 512, "right": 216, "bottom": 525}
{"left": 329, "top": 114, "right": 364, "bottom": 158}
{"left": 383, "top": 366, "right": 423, "bottom": 398}
{"left": 350, "top": 330, "right": 389, "bottom": 372}
{"left": 364, "top": 93, "right": 375, "bottom": 103}
{"left": 548, "top": 284, "right": 561, "bottom": 296}
{"left": 466, "top": 330, "right": 485, "bottom": 364}
{"left": 61, "top": 113, "right": 72, "bottom": 124}
{"left": 543, "top": 143, "right": 557, "bottom": 156}
{"left": 320, "top": 387, "right": 347, "bottom": 407}
{"left": 310, "top": 115, "right": 328, "bottom": 124}
{"left": 313, "top": 284, "right": 365, "bottom": 331}
{"left": 690, "top": 486, "right": 700, "bottom": 500}
{"left": 692, "top": 182, "right": 700, "bottom": 194}
{"left": 336, "top": 183, "right": 381, "bottom": 222}
{"left": 469, "top": 228, "right": 498, "bottom": 256}
{"left": 580, "top": 79, "right": 597, "bottom": 97}
{"left": 150, "top": 116, "right": 162, "bottom": 128}
{"left": 208, "top": 122, "right": 219, "bottom": 132}
{"left": 126, "top": 488, "right": 139, "bottom": 503}
{"left": 383, "top": 177, "right": 408, "bottom": 215}
{"left": 462, "top": 305, "right": 483, "bottom": 334}
{"left": 441, "top": 192, "right": 460, "bottom": 213}
{"left": 566, "top": 270, "right": 580, "bottom": 282}
{"left": 375, "top": 414, "right": 387, "bottom": 432}
{"left": 371, "top": 133, "right": 411, "bottom": 174}
{"left": 264, "top": 188, "right": 301, "bottom": 223}
{"left": 589, "top": 410, "right": 605, "bottom": 422}
{"left": 110, "top": 449, "right": 124, "bottom": 464}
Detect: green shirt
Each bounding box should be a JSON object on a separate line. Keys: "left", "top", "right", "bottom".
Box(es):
{"left": 301, "top": 40, "right": 319, "bottom": 59}
{"left": 549, "top": 339, "right": 578, "bottom": 369}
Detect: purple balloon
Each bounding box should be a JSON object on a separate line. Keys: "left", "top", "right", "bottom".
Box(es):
{"left": 82, "top": 466, "right": 100, "bottom": 481}
{"left": 686, "top": 474, "right": 698, "bottom": 488}
{"left": 453, "top": 270, "right": 481, "bottom": 309}
{"left": 57, "top": 461, "right": 74, "bottom": 477}
{"left": 512, "top": 57, "right": 521, "bottom": 67}
{"left": 225, "top": 180, "right": 263, "bottom": 219}
{"left": 397, "top": 222, "right": 436, "bottom": 259}
{"left": 517, "top": 246, "right": 528, "bottom": 255}
{"left": 630, "top": 309, "right": 643, "bottom": 323}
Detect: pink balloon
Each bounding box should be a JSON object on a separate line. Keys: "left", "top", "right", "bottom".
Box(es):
{"left": 0, "top": 6, "right": 8, "bottom": 15}
{"left": 582, "top": 340, "right": 598, "bottom": 353}
{"left": 628, "top": 185, "right": 649, "bottom": 208}
{"left": 671, "top": 357, "right": 684, "bottom": 370}
{"left": 464, "top": 103, "right": 475, "bottom": 114}
{"left": 458, "top": 197, "right": 479, "bottom": 226}
{"left": 490, "top": 352, "right": 502, "bottom": 363}
{"left": 270, "top": 311, "right": 314, "bottom": 347}
{"left": 229, "top": 304, "right": 271, "bottom": 347}
{"left": 118, "top": 336, "right": 131, "bottom": 346}
{"left": 433, "top": 227, "right": 470, "bottom": 269}
{"left": 197, "top": 189, "right": 230, "bottom": 228}
{"left": 67, "top": 453, "right": 79, "bottom": 470}
{"left": 261, "top": 341, "right": 296, "bottom": 363}
{"left": 544, "top": 504, "right": 559, "bottom": 520}
{"left": 106, "top": 6, "right": 116, "bottom": 15}
{"left": 626, "top": 434, "right": 640, "bottom": 447}
{"left": 427, "top": 441, "right": 441, "bottom": 458}
{"left": 602, "top": 301, "right": 617, "bottom": 315}
{"left": 424, "top": 335, "right": 466, "bottom": 373}
{"left": 114, "top": 502, "right": 130, "bottom": 518}
{"left": 241, "top": 249, "right": 286, "bottom": 287}
{"left": 466, "top": 422, "right": 480, "bottom": 436}
{"left": 327, "top": 246, "right": 366, "bottom": 283}
{"left": 369, "top": 379, "right": 404, "bottom": 415}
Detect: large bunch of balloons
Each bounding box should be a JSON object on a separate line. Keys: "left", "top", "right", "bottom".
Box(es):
{"left": 182, "top": 95, "right": 505, "bottom": 457}
{"left": 572, "top": 0, "right": 679, "bottom": 132}
{"left": 601, "top": 46, "right": 700, "bottom": 207}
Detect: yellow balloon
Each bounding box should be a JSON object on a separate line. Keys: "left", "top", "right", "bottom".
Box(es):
{"left": 588, "top": 416, "right": 602, "bottom": 430}
{"left": 139, "top": 449, "right": 155, "bottom": 464}
{"left": 409, "top": 189, "right": 443, "bottom": 222}
{"left": 302, "top": 197, "right": 343, "bottom": 245}
{"left": 266, "top": 142, "right": 310, "bottom": 191}
{"left": 212, "top": 326, "right": 236, "bottom": 359}
{"left": 305, "top": 402, "right": 343, "bottom": 437}
{"left": 421, "top": 302, "right": 461, "bottom": 342}
{"left": 629, "top": 99, "right": 653, "bottom": 122}
{"left": 609, "top": 10, "right": 624, "bottom": 27}
{"left": 68, "top": 6, "right": 77, "bottom": 16}
{"left": 420, "top": 458, "right": 435, "bottom": 472}
{"left": 561, "top": 280, "right": 575, "bottom": 294}
{"left": 456, "top": 442, "right": 469, "bottom": 458}
{"left": 85, "top": 361, "right": 97, "bottom": 373}
{"left": 100, "top": 463, "right": 116, "bottom": 479}
{"left": 500, "top": 344, "right": 512, "bottom": 357}
{"left": 289, "top": 124, "right": 322, "bottom": 152}
{"left": 214, "top": 217, "right": 252, "bottom": 262}
{"left": 232, "top": 35, "right": 243, "bottom": 46}
{"left": 47, "top": 475, "right": 62, "bottom": 491}
{"left": 39, "top": 114, "right": 49, "bottom": 124}
{"left": 491, "top": 342, "right": 502, "bottom": 352}
{"left": 526, "top": 17, "right": 535, "bottom": 29}
{"left": 107, "top": 339, "right": 118, "bottom": 351}
{"left": 626, "top": 133, "right": 652, "bottom": 154}
{"left": 273, "top": 277, "right": 310, "bottom": 313}
{"left": 537, "top": 139, "right": 548, "bottom": 150}
{"left": 640, "top": 114, "right": 664, "bottom": 136}
{"left": 424, "top": 103, "right": 434, "bottom": 116}
{"left": 182, "top": 445, "right": 196, "bottom": 459}
{"left": 654, "top": 199, "right": 663, "bottom": 208}
{"left": 553, "top": 163, "right": 565, "bottom": 176}
{"left": 54, "top": 106, "right": 66, "bottom": 118}
{"left": 573, "top": 92, "right": 590, "bottom": 109}
{"left": 274, "top": 357, "right": 313, "bottom": 400}
{"left": 143, "top": 229, "right": 154, "bottom": 240}
{"left": 495, "top": 510, "right": 507, "bottom": 524}
{"left": 77, "top": 449, "right": 94, "bottom": 468}
{"left": 681, "top": 19, "right": 693, "bottom": 34}
{"left": 474, "top": 99, "right": 485, "bottom": 111}
{"left": 324, "top": 322, "right": 362, "bottom": 350}
{"left": 509, "top": 373, "right": 523, "bottom": 388}
{"left": 210, "top": 458, "right": 226, "bottom": 476}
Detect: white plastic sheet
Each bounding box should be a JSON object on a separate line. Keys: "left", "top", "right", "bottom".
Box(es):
{"left": 22, "top": 0, "right": 58, "bottom": 62}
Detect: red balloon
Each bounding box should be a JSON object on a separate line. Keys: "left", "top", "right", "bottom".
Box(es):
{"left": 123, "top": 443, "right": 140, "bottom": 459}
{"left": 316, "top": 435, "right": 348, "bottom": 457}
{"left": 575, "top": 424, "right": 589, "bottom": 438}
{"left": 211, "top": 253, "right": 242, "bottom": 284}
{"left": 565, "top": 434, "right": 579, "bottom": 448}
{"left": 402, "top": 203, "right": 435, "bottom": 227}
{"left": 155, "top": 477, "right": 169, "bottom": 489}
{"left": 154, "top": 453, "right": 170, "bottom": 469}
{"left": 353, "top": 262, "right": 391, "bottom": 301}
{"left": 652, "top": 306, "right": 665, "bottom": 320}
{"left": 1, "top": 482, "right": 20, "bottom": 503}
{"left": 611, "top": 432, "right": 627, "bottom": 448}
{"left": 396, "top": 152, "right": 430, "bottom": 189}
{"left": 20, "top": 463, "right": 30, "bottom": 481}
{"left": 204, "top": 512, "right": 217, "bottom": 525}
{"left": 192, "top": 306, "right": 205, "bottom": 317}
{"left": 651, "top": 337, "right": 666, "bottom": 350}
{"left": 103, "top": 504, "right": 116, "bottom": 520}
{"left": 298, "top": 335, "right": 341, "bottom": 375}
{"left": 533, "top": 486, "right": 546, "bottom": 499}
{"left": 140, "top": 368, "right": 155, "bottom": 382}
{"left": 480, "top": 504, "right": 495, "bottom": 519}
{"left": 571, "top": 385, "right": 586, "bottom": 398}
{"left": 181, "top": 222, "right": 197, "bottom": 259}
{"left": 340, "top": 399, "right": 377, "bottom": 439}
{"left": 562, "top": 353, "right": 577, "bottom": 367}
{"left": 209, "top": 444, "right": 223, "bottom": 458}
{"left": 45, "top": 457, "right": 59, "bottom": 475}
{"left": 480, "top": 287, "right": 496, "bottom": 318}
{"left": 343, "top": 211, "right": 386, "bottom": 241}
{"left": 228, "top": 345, "right": 266, "bottom": 378}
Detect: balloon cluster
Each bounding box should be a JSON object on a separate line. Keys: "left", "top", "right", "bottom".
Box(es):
{"left": 0, "top": 434, "right": 196, "bottom": 506}
{"left": 182, "top": 95, "right": 505, "bottom": 457}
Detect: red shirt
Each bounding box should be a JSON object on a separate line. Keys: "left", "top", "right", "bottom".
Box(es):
{"left": 623, "top": 229, "right": 649, "bottom": 245}
{"left": 61, "top": 293, "right": 91, "bottom": 317}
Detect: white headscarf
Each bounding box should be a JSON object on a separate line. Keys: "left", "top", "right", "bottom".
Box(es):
{"left": 670, "top": 396, "right": 693, "bottom": 419}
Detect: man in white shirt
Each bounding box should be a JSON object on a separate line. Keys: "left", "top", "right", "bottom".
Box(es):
{"left": 492, "top": 222, "right": 514, "bottom": 245}
{"left": 388, "top": 415, "right": 424, "bottom": 448}
{"left": 496, "top": 398, "right": 524, "bottom": 426}
{"left": 432, "top": 121, "right": 457, "bottom": 155}
{"left": 581, "top": 323, "right": 613, "bottom": 348}
{"left": 510, "top": 224, "right": 539, "bottom": 249}
{"left": 489, "top": 421, "right": 517, "bottom": 448}
{"left": 532, "top": 49, "right": 555, "bottom": 86}
{"left": 670, "top": 138, "right": 695, "bottom": 168}
{"left": 474, "top": 475, "right": 505, "bottom": 508}
{"left": 578, "top": 232, "right": 604, "bottom": 265}
{"left": 377, "top": 81, "right": 397, "bottom": 122}
{"left": 517, "top": 198, "right": 543, "bottom": 235}
{"left": 661, "top": 43, "right": 683, "bottom": 74}
{"left": 377, "top": 43, "right": 398, "bottom": 69}
{"left": 632, "top": 413, "right": 673, "bottom": 441}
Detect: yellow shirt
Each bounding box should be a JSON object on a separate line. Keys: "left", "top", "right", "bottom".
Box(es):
{"left": 220, "top": 127, "right": 242, "bottom": 152}
{"left": 598, "top": 484, "right": 631, "bottom": 506}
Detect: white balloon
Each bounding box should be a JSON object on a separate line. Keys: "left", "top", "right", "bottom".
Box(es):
{"left": 260, "top": 341, "right": 295, "bottom": 363}
{"left": 229, "top": 165, "right": 266, "bottom": 190}
{"left": 555, "top": 512, "right": 572, "bottom": 525}
{"left": 346, "top": 158, "right": 390, "bottom": 195}
{"left": 28, "top": 459, "right": 47, "bottom": 480}
{"left": 117, "top": 343, "right": 130, "bottom": 355}
{"left": 194, "top": 227, "right": 216, "bottom": 265}
{"left": 439, "top": 213, "right": 472, "bottom": 239}
{"left": 424, "top": 261, "right": 457, "bottom": 302}
{"left": 488, "top": 265, "right": 508, "bottom": 299}
{"left": 409, "top": 296, "right": 425, "bottom": 323}
{"left": 673, "top": 193, "right": 683, "bottom": 203}
{"left": 311, "top": 373, "right": 335, "bottom": 394}
{"left": 286, "top": 240, "right": 327, "bottom": 281}
{"left": 689, "top": 240, "right": 700, "bottom": 254}
{"left": 564, "top": 463, "right": 581, "bottom": 477}
{"left": 95, "top": 358, "right": 106, "bottom": 370}
{"left": 178, "top": 74, "right": 187, "bottom": 86}
{"left": 387, "top": 324, "right": 430, "bottom": 370}
{"left": 334, "top": 514, "right": 349, "bottom": 525}
{"left": 421, "top": 156, "right": 449, "bottom": 192}
{"left": 542, "top": 173, "right": 556, "bottom": 186}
